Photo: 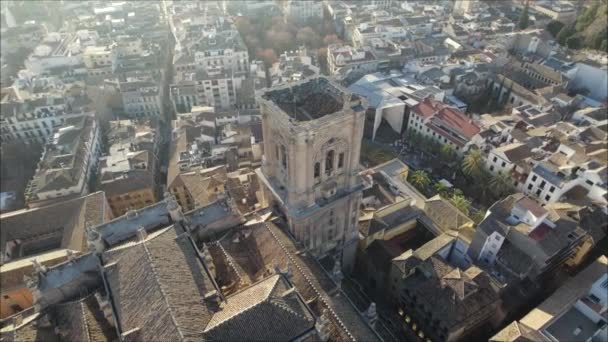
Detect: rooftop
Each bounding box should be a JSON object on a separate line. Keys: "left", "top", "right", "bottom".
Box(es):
{"left": 261, "top": 77, "right": 348, "bottom": 122}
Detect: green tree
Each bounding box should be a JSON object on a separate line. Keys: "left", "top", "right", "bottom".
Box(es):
{"left": 471, "top": 208, "right": 487, "bottom": 224}
{"left": 433, "top": 182, "right": 449, "bottom": 197}
{"left": 546, "top": 20, "right": 565, "bottom": 37}
{"left": 566, "top": 36, "right": 582, "bottom": 50}
{"left": 575, "top": 2, "right": 600, "bottom": 31}
{"left": 557, "top": 24, "right": 576, "bottom": 46}
{"left": 409, "top": 170, "right": 431, "bottom": 190}
{"left": 518, "top": 2, "right": 530, "bottom": 30}
{"left": 440, "top": 144, "right": 456, "bottom": 163}
{"left": 461, "top": 149, "right": 485, "bottom": 177}
{"left": 602, "top": 40, "right": 608, "bottom": 52}
{"left": 490, "top": 172, "right": 515, "bottom": 198}
{"left": 449, "top": 194, "right": 471, "bottom": 216}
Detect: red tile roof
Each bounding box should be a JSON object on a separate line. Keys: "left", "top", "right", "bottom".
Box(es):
{"left": 434, "top": 107, "right": 480, "bottom": 139}
{"left": 411, "top": 97, "right": 442, "bottom": 119}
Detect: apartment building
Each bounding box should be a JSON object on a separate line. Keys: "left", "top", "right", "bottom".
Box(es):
{"left": 491, "top": 256, "right": 607, "bottom": 341}
{"left": 468, "top": 194, "right": 604, "bottom": 285}
{"left": 407, "top": 97, "right": 481, "bottom": 154}
{"left": 119, "top": 76, "right": 163, "bottom": 118}
{"left": 327, "top": 44, "right": 381, "bottom": 76}
{"left": 98, "top": 120, "right": 159, "bottom": 216}
{"left": 24, "top": 115, "right": 102, "bottom": 207}
{"left": 170, "top": 25, "right": 249, "bottom": 112}
{"left": 286, "top": 0, "right": 324, "bottom": 21}
{"left": 0, "top": 82, "right": 94, "bottom": 144}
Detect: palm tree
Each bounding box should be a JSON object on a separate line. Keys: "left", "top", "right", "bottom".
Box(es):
{"left": 490, "top": 172, "right": 516, "bottom": 198}
{"left": 441, "top": 144, "right": 456, "bottom": 163}
{"left": 449, "top": 194, "right": 471, "bottom": 216}
{"left": 462, "top": 149, "right": 484, "bottom": 177}
{"left": 409, "top": 170, "right": 431, "bottom": 191}
{"left": 433, "top": 182, "right": 449, "bottom": 197}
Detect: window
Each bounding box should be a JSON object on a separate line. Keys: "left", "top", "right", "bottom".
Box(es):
{"left": 501, "top": 162, "right": 506, "bottom": 167}
{"left": 281, "top": 145, "right": 287, "bottom": 169}
{"left": 338, "top": 152, "right": 344, "bottom": 168}
{"left": 539, "top": 181, "right": 546, "bottom": 189}
{"left": 532, "top": 175, "right": 537, "bottom": 182}
{"left": 549, "top": 186, "right": 555, "bottom": 193}
{"left": 536, "top": 189, "right": 541, "bottom": 196}
{"left": 493, "top": 157, "right": 497, "bottom": 162}
{"left": 314, "top": 162, "right": 320, "bottom": 178}
{"left": 490, "top": 166, "right": 494, "bottom": 171}
{"left": 586, "top": 180, "right": 594, "bottom": 186}
{"left": 589, "top": 294, "right": 600, "bottom": 303}
{"left": 545, "top": 195, "right": 551, "bottom": 201}
{"left": 325, "top": 150, "right": 334, "bottom": 174}
{"left": 528, "top": 184, "right": 533, "bottom": 190}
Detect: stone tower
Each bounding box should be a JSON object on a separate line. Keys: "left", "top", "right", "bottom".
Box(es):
{"left": 256, "top": 77, "right": 366, "bottom": 272}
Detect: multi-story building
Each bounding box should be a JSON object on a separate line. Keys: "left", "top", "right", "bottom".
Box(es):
{"left": 171, "top": 27, "right": 249, "bottom": 112}
{"left": 168, "top": 165, "right": 228, "bottom": 212}
{"left": 327, "top": 44, "right": 382, "bottom": 76}
{"left": 468, "top": 194, "right": 604, "bottom": 285}
{"left": 119, "top": 76, "right": 163, "bottom": 118}
{"left": 170, "top": 69, "right": 243, "bottom": 112}
{"left": 286, "top": 0, "right": 324, "bottom": 21}
{"left": 407, "top": 97, "right": 481, "bottom": 154}
{"left": 24, "top": 115, "right": 102, "bottom": 207}
{"left": 256, "top": 77, "right": 367, "bottom": 272}
{"left": 395, "top": 253, "right": 501, "bottom": 342}
{"left": 522, "top": 144, "right": 607, "bottom": 205}
{"left": 98, "top": 120, "right": 160, "bottom": 216}
{"left": 24, "top": 32, "right": 85, "bottom": 75}
{"left": 485, "top": 142, "right": 534, "bottom": 176}
{"left": 491, "top": 256, "right": 607, "bottom": 342}
{"left": 0, "top": 83, "right": 95, "bottom": 144}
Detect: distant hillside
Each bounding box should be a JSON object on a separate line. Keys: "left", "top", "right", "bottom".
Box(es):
{"left": 549, "top": 2, "right": 608, "bottom": 52}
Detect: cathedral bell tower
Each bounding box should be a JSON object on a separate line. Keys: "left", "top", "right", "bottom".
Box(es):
{"left": 256, "top": 77, "right": 367, "bottom": 272}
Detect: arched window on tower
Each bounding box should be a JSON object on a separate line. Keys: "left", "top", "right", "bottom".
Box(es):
{"left": 325, "top": 150, "right": 334, "bottom": 175}
{"left": 314, "top": 162, "right": 320, "bottom": 178}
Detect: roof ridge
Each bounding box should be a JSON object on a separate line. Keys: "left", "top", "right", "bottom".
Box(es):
{"left": 204, "top": 277, "right": 279, "bottom": 332}
{"left": 262, "top": 223, "right": 357, "bottom": 341}
{"left": 267, "top": 296, "right": 312, "bottom": 323}
{"left": 80, "top": 301, "right": 91, "bottom": 342}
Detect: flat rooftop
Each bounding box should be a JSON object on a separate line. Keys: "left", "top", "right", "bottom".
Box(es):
{"left": 262, "top": 77, "right": 345, "bottom": 122}
{"left": 545, "top": 307, "right": 598, "bottom": 341}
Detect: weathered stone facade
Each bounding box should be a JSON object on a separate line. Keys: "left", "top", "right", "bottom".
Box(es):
{"left": 256, "top": 77, "right": 367, "bottom": 272}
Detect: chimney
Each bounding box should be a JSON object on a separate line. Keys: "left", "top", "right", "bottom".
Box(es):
{"left": 201, "top": 243, "right": 216, "bottom": 277}
{"left": 332, "top": 259, "right": 344, "bottom": 289}
{"left": 164, "top": 192, "right": 184, "bottom": 222}
{"left": 315, "top": 309, "right": 331, "bottom": 342}
{"left": 86, "top": 227, "right": 105, "bottom": 254}
{"left": 365, "top": 302, "right": 378, "bottom": 329}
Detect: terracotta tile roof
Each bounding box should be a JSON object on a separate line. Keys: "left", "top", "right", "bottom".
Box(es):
{"left": 0, "top": 192, "right": 107, "bottom": 260}
{"left": 0, "top": 313, "right": 58, "bottom": 342}
{"left": 103, "top": 226, "right": 217, "bottom": 341}
{"left": 411, "top": 97, "right": 441, "bottom": 119}
{"left": 51, "top": 292, "right": 117, "bottom": 342}
{"left": 434, "top": 107, "right": 480, "bottom": 139}
{"left": 203, "top": 275, "right": 315, "bottom": 341}
{"left": 216, "top": 223, "right": 380, "bottom": 341}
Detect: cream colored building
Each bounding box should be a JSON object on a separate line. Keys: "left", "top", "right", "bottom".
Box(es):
{"left": 256, "top": 77, "right": 367, "bottom": 272}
